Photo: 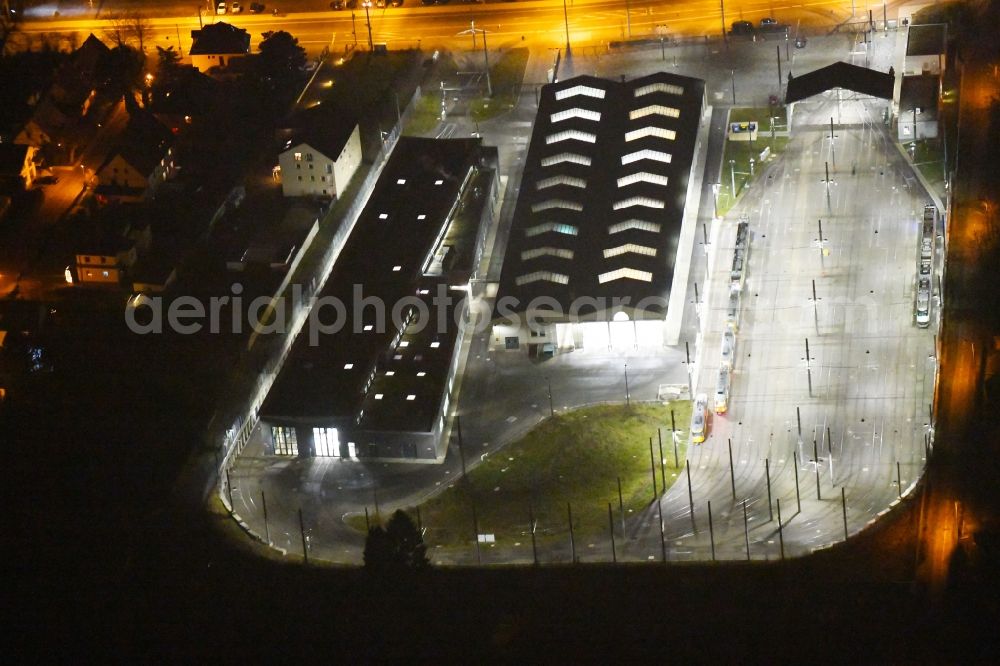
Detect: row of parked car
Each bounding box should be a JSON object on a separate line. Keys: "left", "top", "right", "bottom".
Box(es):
{"left": 689, "top": 218, "right": 752, "bottom": 444}
{"left": 730, "top": 18, "right": 808, "bottom": 47}
{"left": 216, "top": 2, "right": 267, "bottom": 14}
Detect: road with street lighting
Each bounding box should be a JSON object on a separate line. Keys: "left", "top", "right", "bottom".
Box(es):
{"left": 12, "top": 0, "right": 876, "bottom": 57}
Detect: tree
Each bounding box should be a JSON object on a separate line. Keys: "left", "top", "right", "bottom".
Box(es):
{"left": 363, "top": 510, "right": 429, "bottom": 573}
{"left": 103, "top": 11, "right": 152, "bottom": 52}
{"left": 256, "top": 30, "right": 307, "bottom": 79}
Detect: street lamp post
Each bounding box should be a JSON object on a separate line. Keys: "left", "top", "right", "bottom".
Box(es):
{"left": 362, "top": 0, "right": 374, "bottom": 52}
{"left": 562, "top": 0, "right": 571, "bottom": 52}
{"left": 458, "top": 20, "right": 493, "bottom": 98}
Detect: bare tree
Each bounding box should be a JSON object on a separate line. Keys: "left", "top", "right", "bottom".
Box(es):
{"left": 103, "top": 11, "right": 152, "bottom": 52}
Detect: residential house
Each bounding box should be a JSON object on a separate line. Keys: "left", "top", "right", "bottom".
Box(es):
{"left": 276, "top": 114, "right": 362, "bottom": 198}
{"left": 150, "top": 65, "right": 220, "bottom": 133}
{"left": 95, "top": 111, "right": 177, "bottom": 202}
{"left": 15, "top": 34, "right": 111, "bottom": 160}
{"left": 0, "top": 142, "right": 38, "bottom": 192}
{"left": 904, "top": 24, "right": 946, "bottom": 76}
{"left": 189, "top": 22, "right": 251, "bottom": 73}
{"left": 75, "top": 236, "right": 138, "bottom": 285}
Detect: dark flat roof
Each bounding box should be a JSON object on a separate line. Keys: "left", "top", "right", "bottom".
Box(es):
{"left": 906, "top": 24, "right": 945, "bottom": 57}
{"left": 496, "top": 72, "right": 704, "bottom": 318}
{"left": 899, "top": 75, "right": 940, "bottom": 120}
{"left": 261, "top": 137, "right": 496, "bottom": 432}
{"left": 785, "top": 61, "right": 894, "bottom": 104}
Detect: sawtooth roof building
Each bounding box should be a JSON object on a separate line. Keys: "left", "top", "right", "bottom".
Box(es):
{"left": 259, "top": 137, "right": 499, "bottom": 460}
{"left": 492, "top": 72, "right": 707, "bottom": 354}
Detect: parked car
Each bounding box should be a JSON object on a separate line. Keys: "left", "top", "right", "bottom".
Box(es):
{"left": 795, "top": 35, "right": 808, "bottom": 48}
{"left": 35, "top": 174, "right": 59, "bottom": 185}
{"left": 216, "top": 1, "right": 227, "bottom": 14}
{"left": 330, "top": 0, "right": 343, "bottom": 7}
{"left": 249, "top": 2, "right": 265, "bottom": 12}
{"left": 230, "top": 1, "right": 242, "bottom": 13}
{"left": 389, "top": 0, "right": 403, "bottom": 6}
{"left": 731, "top": 20, "right": 753, "bottom": 35}
{"left": 759, "top": 17, "right": 776, "bottom": 26}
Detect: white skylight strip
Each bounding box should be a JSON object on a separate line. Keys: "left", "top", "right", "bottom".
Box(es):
{"left": 515, "top": 271, "right": 571, "bottom": 286}
{"left": 554, "top": 84, "right": 606, "bottom": 101}
{"left": 525, "top": 222, "right": 579, "bottom": 237}
{"left": 612, "top": 196, "right": 665, "bottom": 210}
{"left": 608, "top": 219, "right": 662, "bottom": 234}
{"left": 621, "top": 149, "right": 672, "bottom": 165}
{"left": 536, "top": 175, "right": 587, "bottom": 190}
{"left": 634, "top": 82, "right": 685, "bottom": 97}
{"left": 532, "top": 199, "right": 584, "bottom": 213}
{"left": 625, "top": 126, "right": 677, "bottom": 142}
{"left": 541, "top": 152, "right": 592, "bottom": 167}
{"left": 598, "top": 268, "right": 654, "bottom": 283}
{"left": 546, "top": 129, "right": 597, "bottom": 145}
{"left": 629, "top": 104, "right": 681, "bottom": 121}
{"left": 603, "top": 243, "right": 658, "bottom": 258}
{"left": 522, "top": 247, "right": 575, "bottom": 261}
{"left": 617, "top": 172, "right": 669, "bottom": 188}
{"left": 550, "top": 108, "right": 602, "bottom": 123}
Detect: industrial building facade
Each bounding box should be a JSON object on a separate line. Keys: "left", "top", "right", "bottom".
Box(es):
{"left": 259, "top": 137, "right": 499, "bottom": 460}
{"left": 492, "top": 72, "right": 707, "bottom": 355}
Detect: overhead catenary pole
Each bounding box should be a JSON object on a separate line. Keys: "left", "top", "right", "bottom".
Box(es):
{"left": 728, "top": 438, "right": 736, "bottom": 500}
{"left": 298, "top": 508, "right": 308, "bottom": 564}
{"left": 567, "top": 502, "right": 577, "bottom": 563}
{"left": 720, "top": 0, "right": 728, "bottom": 45}
{"left": 362, "top": 0, "right": 374, "bottom": 52}
{"left": 624, "top": 363, "right": 631, "bottom": 406}
{"left": 813, "top": 439, "right": 821, "bottom": 500}
{"left": 842, "top": 487, "right": 849, "bottom": 540}
{"left": 777, "top": 498, "right": 785, "bottom": 559}
{"left": 457, "top": 414, "right": 467, "bottom": 478}
{"left": 261, "top": 490, "right": 271, "bottom": 545}
{"left": 708, "top": 500, "right": 716, "bottom": 560}
{"left": 743, "top": 499, "right": 751, "bottom": 560}
{"left": 472, "top": 500, "right": 482, "bottom": 564}
{"left": 793, "top": 451, "right": 802, "bottom": 512}
{"left": 686, "top": 460, "right": 696, "bottom": 532}
{"left": 776, "top": 45, "right": 782, "bottom": 90}
{"left": 547, "top": 377, "right": 554, "bottom": 417}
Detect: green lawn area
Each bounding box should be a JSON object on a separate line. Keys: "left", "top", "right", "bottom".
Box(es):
{"left": 403, "top": 92, "right": 443, "bottom": 136}
{"left": 469, "top": 48, "right": 529, "bottom": 122}
{"left": 904, "top": 138, "right": 948, "bottom": 187}
{"left": 728, "top": 105, "right": 788, "bottom": 132}
{"left": 352, "top": 402, "right": 692, "bottom": 547}
{"left": 717, "top": 135, "right": 789, "bottom": 217}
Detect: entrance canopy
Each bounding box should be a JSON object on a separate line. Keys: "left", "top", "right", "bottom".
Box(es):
{"left": 785, "top": 61, "right": 895, "bottom": 104}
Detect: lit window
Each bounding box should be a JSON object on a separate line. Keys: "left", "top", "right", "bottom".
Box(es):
{"left": 430, "top": 341, "right": 441, "bottom": 348}
{"left": 608, "top": 219, "right": 662, "bottom": 234}
{"left": 525, "top": 222, "right": 578, "bottom": 237}
{"left": 621, "top": 149, "right": 672, "bottom": 165}
{"left": 385, "top": 371, "right": 396, "bottom": 376}
{"left": 399, "top": 341, "right": 410, "bottom": 348}
{"left": 634, "top": 82, "right": 684, "bottom": 97}
{"left": 541, "top": 152, "right": 592, "bottom": 167}
{"left": 598, "top": 267, "right": 653, "bottom": 283}
{"left": 396, "top": 178, "right": 406, "bottom": 185}
{"left": 417, "top": 214, "right": 426, "bottom": 220}
{"left": 546, "top": 129, "right": 597, "bottom": 145}
{"left": 293, "top": 152, "right": 302, "bottom": 161}
{"left": 613, "top": 196, "right": 665, "bottom": 210}
{"left": 555, "top": 84, "right": 606, "bottom": 101}
{"left": 344, "top": 363, "right": 354, "bottom": 369}
{"left": 516, "top": 271, "right": 570, "bottom": 286}
{"left": 629, "top": 104, "right": 680, "bottom": 120}
{"left": 417, "top": 371, "right": 427, "bottom": 377}
{"left": 418, "top": 289, "right": 430, "bottom": 295}
{"left": 522, "top": 247, "right": 574, "bottom": 261}
{"left": 531, "top": 199, "right": 583, "bottom": 213}
{"left": 393, "top": 265, "right": 402, "bottom": 272}
{"left": 435, "top": 179, "right": 444, "bottom": 185}
{"left": 550, "top": 108, "right": 602, "bottom": 123}
{"left": 617, "top": 172, "right": 669, "bottom": 188}
{"left": 536, "top": 175, "right": 586, "bottom": 190}
{"left": 363, "top": 324, "right": 374, "bottom": 331}
{"left": 375, "top": 393, "right": 384, "bottom": 400}
{"left": 379, "top": 213, "right": 388, "bottom": 219}
{"left": 406, "top": 394, "right": 417, "bottom": 401}
{"left": 604, "top": 243, "right": 658, "bottom": 258}
{"left": 625, "top": 126, "right": 677, "bottom": 142}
